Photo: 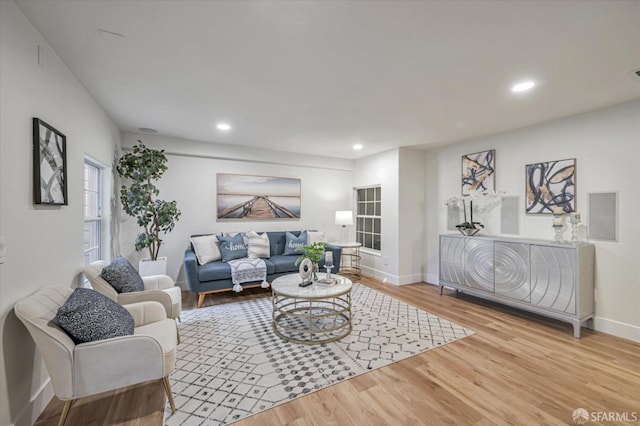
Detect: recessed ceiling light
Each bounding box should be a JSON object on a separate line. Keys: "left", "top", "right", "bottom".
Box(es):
{"left": 216, "top": 122, "right": 232, "bottom": 131}
{"left": 511, "top": 81, "right": 536, "bottom": 93}
{"left": 353, "top": 144, "right": 363, "bottom": 150}
{"left": 138, "top": 127, "right": 158, "bottom": 133}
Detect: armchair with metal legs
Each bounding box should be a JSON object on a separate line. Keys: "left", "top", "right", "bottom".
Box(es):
{"left": 14, "top": 286, "right": 177, "bottom": 426}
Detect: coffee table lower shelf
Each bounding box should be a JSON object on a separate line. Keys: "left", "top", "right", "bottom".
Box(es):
{"left": 272, "top": 294, "right": 352, "bottom": 344}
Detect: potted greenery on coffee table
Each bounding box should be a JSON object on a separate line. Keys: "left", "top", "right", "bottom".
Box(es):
{"left": 117, "top": 141, "right": 181, "bottom": 275}
{"left": 294, "top": 242, "right": 326, "bottom": 281}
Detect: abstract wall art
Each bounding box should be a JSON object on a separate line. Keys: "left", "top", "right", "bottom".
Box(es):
{"left": 525, "top": 158, "right": 576, "bottom": 214}
{"left": 33, "top": 118, "right": 67, "bottom": 205}
{"left": 462, "top": 149, "right": 495, "bottom": 195}
{"left": 217, "top": 173, "right": 301, "bottom": 220}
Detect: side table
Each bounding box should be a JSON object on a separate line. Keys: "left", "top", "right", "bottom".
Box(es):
{"left": 329, "top": 242, "right": 361, "bottom": 280}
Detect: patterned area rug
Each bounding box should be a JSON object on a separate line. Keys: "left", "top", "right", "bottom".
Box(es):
{"left": 164, "top": 283, "right": 474, "bottom": 425}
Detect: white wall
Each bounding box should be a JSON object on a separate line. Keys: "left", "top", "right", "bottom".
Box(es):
{"left": 352, "top": 149, "right": 400, "bottom": 282}
{"left": 119, "top": 133, "right": 354, "bottom": 286}
{"left": 0, "top": 2, "right": 121, "bottom": 425}
{"left": 424, "top": 100, "right": 640, "bottom": 342}
{"left": 398, "top": 148, "right": 426, "bottom": 284}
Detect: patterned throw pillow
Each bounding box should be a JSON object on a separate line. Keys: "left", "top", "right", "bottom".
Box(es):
{"left": 218, "top": 233, "right": 248, "bottom": 262}
{"left": 190, "top": 234, "right": 222, "bottom": 265}
{"left": 100, "top": 255, "right": 145, "bottom": 293}
{"left": 246, "top": 231, "right": 270, "bottom": 259}
{"left": 57, "top": 288, "right": 135, "bottom": 343}
{"left": 284, "top": 231, "right": 307, "bottom": 255}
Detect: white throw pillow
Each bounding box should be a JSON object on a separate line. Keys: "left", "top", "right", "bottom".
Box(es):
{"left": 246, "top": 231, "right": 270, "bottom": 259}
{"left": 190, "top": 235, "right": 222, "bottom": 265}
{"left": 307, "top": 231, "right": 326, "bottom": 245}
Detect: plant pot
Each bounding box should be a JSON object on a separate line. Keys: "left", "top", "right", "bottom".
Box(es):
{"left": 139, "top": 256, "right": 167, "bottom": 277}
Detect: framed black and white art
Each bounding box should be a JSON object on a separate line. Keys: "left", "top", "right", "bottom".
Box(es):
{"left": 33, "top": 118, "right": 68, "bottom": 205}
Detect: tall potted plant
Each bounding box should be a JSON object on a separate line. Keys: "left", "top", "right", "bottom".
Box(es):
{"left": 117, "top": 141, "right": 181, "bottom": 275}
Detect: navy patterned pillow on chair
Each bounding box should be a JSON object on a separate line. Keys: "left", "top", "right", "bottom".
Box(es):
{"left": 100, "top": 255, "right": 144, "bottom": 293}
{"left": 56, "top": 288, "right": 135, "bottom": 343}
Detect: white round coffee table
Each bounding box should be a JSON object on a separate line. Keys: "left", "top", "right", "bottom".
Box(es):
{"left": 271, "top": 273, "right": 353, "bottom": 345}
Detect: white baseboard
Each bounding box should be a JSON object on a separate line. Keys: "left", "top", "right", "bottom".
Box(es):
{"left": 360, "top": 265, "right": 400, "bottom": 285}
{"left": 424, "top": 273, "right": 439, "bottom": 286}
{"left": 397, "top": 273, "right": 425, "bottom": 285}
{"left": 594, "top": 316, "right": 640, "bottom": 343}
{"left": 12, "top": 379, "right": 53, "bottom": 426}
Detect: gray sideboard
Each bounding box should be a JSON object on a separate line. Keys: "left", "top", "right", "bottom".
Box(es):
{"left": 439, "top": 234, "right": 595, "bottom": 338}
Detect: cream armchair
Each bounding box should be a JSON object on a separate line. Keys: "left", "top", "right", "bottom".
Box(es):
{"left": 84, "top": 260, "right": 181, "bottom": 321}
{"left": 14, "top": 286, "right": 177, "bottom": 426}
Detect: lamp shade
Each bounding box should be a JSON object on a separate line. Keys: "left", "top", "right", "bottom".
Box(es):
{"left": 335, "top": 210, "right": 354, "bottom": 226}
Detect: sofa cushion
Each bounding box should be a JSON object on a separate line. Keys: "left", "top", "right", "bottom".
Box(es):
{"left": 284, "top": 231, "right": 307, "bottom": 255}
{"left": 268, "top": 255, "right": 300, "bottom": 274}
{"left": 218, "top": 234, "right": 248, "bottom": 262}
{"left": 267, "top": 231, "right": 287, "bottom": 256}
{"left": 190, "top": 234, "right": 221, "bottom": 265}
{"left": 307, "top": 230, "right": 325, "bottom": 244}
{"left": 198, "top": 261, "right": 232, "bottom": 282}
{"left": 246, "top": 231, "right": 270, "bottom": 259}
{"left": 57, "top": 288, "right": 135, "bottom": 343}
{"left": 100, "top": 255, "right": 145, "bottom": 293}
{"left": 262, "top": 259, "right": 277, "bottom": 275}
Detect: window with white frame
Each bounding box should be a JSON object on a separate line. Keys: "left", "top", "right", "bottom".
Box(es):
{"left": 83, "top": 160, "right": 102, "bottom": 265}
{"left": 356, "top": 186, "right": 381, "bottom": 251}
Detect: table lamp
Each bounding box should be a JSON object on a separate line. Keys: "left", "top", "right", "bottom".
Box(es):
{"left": 335, "top": 210, "right": 353, "bottom": 242}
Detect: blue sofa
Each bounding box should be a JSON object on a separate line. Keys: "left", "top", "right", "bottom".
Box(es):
{"left": 184, "top": 231, "right": 342, "bottom": 307}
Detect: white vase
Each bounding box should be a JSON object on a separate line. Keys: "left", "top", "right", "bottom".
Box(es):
{"left": 138, "top": 256, "right": 168, "bottom": 277}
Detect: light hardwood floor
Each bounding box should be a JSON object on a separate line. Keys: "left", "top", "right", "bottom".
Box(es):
{"left": 35, "top": 277, "right": 640, "bottom": 425}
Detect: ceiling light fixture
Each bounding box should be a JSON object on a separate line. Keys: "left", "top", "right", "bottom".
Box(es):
{"left": 511, "top": 81, "right": 536, "bottom": 93}
{"left": 216, "top": 122, "right": 232, "bottom": 131}
{"left": 353, "top": 144, "right": 363, "bottom": 150}
{"left": 138, "top": 127, "right": 158, "bottom": 133}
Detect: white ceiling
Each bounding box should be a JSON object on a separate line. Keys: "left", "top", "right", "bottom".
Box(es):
{"left": 16, "top": 0, "right": 640, "bottom": 159}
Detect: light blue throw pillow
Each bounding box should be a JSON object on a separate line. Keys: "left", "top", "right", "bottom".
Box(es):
{"left": 218, "top": 233, "right": 248, "bottom": 262}
{"left": 284, "top": 231, "right": 307, "bottom": 255}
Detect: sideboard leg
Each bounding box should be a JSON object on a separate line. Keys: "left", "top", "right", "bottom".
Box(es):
{"left": 572, "top": 319, "right": 582, "bottom": 339}
{"left": 439, "top": 285, "right": 444, "bottom": 295}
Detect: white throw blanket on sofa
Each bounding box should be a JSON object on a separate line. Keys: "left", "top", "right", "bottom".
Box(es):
{"left": 227, "top": 258, "right": 270, "bottom": 292}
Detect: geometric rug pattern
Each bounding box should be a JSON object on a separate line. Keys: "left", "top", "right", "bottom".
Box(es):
{"left": 164, "top": 283, "right": 474, "bottom": 425}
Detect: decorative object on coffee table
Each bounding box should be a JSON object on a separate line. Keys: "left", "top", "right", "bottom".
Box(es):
{"left": 294, "top": 242, "right": 326, "bottom": 282}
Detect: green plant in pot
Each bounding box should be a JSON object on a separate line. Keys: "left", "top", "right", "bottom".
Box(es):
{"left": 117, "top": 141, "right": 181, "bottom": 273}
{"left": 294, "top": 242, "right": 326, "bottom": 281}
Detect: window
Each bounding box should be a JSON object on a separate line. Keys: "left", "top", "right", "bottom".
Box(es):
{"left": 356, "top": 186, "right": 381, "bottom": 251}
{"left": 83, "top": 160, "right": 102, "bottom": 265}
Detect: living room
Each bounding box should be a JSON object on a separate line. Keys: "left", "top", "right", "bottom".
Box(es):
{"left": 1, "top": 1, "right": 639, "bottom": 425}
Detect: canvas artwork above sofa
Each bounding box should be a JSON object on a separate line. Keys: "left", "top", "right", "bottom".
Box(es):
{"left": 184, "top": 230, "right": 342, "bottom": 308}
